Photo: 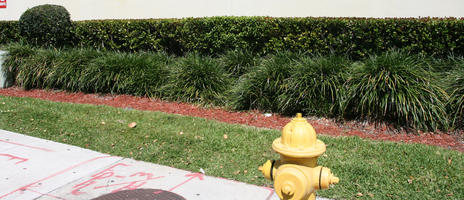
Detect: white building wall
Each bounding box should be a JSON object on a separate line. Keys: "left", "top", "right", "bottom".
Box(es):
{"left": 0, "top": 0, "right": 463, "bottom": 21}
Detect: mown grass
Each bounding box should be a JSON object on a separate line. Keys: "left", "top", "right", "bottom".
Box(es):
{"left": 0, "top": 96, "right": 462, "bottom": 199}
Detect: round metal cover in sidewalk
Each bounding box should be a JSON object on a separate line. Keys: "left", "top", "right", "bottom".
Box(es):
{"left": 91, "top": 189, "right": 186, "bottom": 200}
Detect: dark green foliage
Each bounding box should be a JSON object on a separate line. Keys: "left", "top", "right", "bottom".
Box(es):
{"left": 4, "top": 42, "right": 36, "bottom": 74}
{"left": 0, "top": 21, "right": 20, "bottom": 44}
{"left": 71, "top": 20, "right": 181, "bottom": 53}
{"left": 447, "top": 64, "right": 464, "bottom": 128}
{"left": 178, "top": 17, "right": 272, "bottom": 55}
{"left": 220, "top": 49, "right": 259, "bottom": 78}
{"left": 343, "top": 50, "right": 449, "bottom": 131}
{"left": 5, "top": 44, "right": 464, "bottom": 131}
{"left": 10, "top": 48, "right": 57, "bottom": 89}
{"left": 233, "top": 51, "right": 301, "bottom": 112}
{"left": 160, "top": 53, "right": 231, "bottom": 105}
{"left": 4, "top": 44, "right": 55, "bottom": 89}
{"left": 81, "top": 52, "right": 170, "bottom": 96}
{"left": 3, "top": 17, "right": 464, "bottom": 58}
{"left": 280, "top": 55, "right": 350, "bottom": 116}
{"left": 44, "top": 48, "right": 108, "bottom": 91}
{"left": 4, "top": 45, "right": 170, "bottom": 96}
{"left": 18, "top": 4, "right": 72, "bottom": 47}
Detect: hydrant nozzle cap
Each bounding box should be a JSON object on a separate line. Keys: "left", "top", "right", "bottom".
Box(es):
{"left": 258, "top": 160, "right": 273, "bottom": 180}
{"left": 282, "top": 182, "right": 295, "bottom": 196}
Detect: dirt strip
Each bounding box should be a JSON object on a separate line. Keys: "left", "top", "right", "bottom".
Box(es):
{"left": 1, "top": 87, "right": 462, "bottom": 152}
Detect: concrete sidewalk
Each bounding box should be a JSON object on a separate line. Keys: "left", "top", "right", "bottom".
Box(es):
{"left": 0, "top": 129, "right": 330, "bottom": 200}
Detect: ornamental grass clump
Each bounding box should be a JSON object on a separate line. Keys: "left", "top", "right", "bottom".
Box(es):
{"left": 232, "top": 51, "right": 302, "bottom": 112}
{"left": 81, "top": 51, "right": 170, "bottom": 96}
{"left": 447, "top": 65, "right": 464, "bottom": 129}
{"left": 220, "top": 49, "right": 259, "bottom": 78}
{"left": 343, "top": 50, "right": 449, "bottom": 131}
{"left": 5, "top": 46, "right": 110, "bottom": 91}
{"left": 9, "top": 48, "right": 58, "bottom": 90}
{"left": 161, "top": 53, "right": 231, "bottom": 105}
{"left": 42, "top": 48, "right": 106, "bottom": 91}
{"left": 280, "top": 55, "right": 351, "bottom": 116}
{"left": 4, "top": 43, "right": 36, "bottom": 76}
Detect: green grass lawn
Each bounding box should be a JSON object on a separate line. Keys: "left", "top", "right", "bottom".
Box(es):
{"left": 0, "top": 95, "right": 462, "bottom": 199}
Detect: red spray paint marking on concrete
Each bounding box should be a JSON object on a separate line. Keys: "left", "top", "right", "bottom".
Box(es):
{"left": 72, "top": 163, "right": 165, "bottom": 195}
{"left": 0, "top": 153, "right": 28, "bottom": 164}
{"left": 0, "top": 156, "right": 114, "bottom": 199}
{"left": 71, "top": 163, "right": 129, "bottom": 195}
{"left": 0, "top": 139, "right": 54, "bottom": 152}
{"left": 168, "top": 173, "right": 204, "bottom": 192}
{"left": 91, "top": 175, "right": 163, "bottom": 193}
{"left": 26, "top": 188, "right": 68, "bottom": 200}
{"left": 153, "top": 173, "right": 204, "bottom": 195}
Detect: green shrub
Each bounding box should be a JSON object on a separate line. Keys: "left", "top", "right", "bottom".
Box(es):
{"left": 4, "top": 42, "right": 36, "bottom": 75}
{"left": 72, "top": 17, "right": 464, "bottom": 58}
{"left": 343, "top": 50, "right": 449, "bottom": 131}
{"left": 178, "top": 17, "right": 273, "bottom": 55}
{"left": 0, "top": 21, "right": 19, "bottom": 44}
{"left": 6, "top": 47, "right": 107, "bottom": 90}
{"left": 71, "top": 20, "right": 176, "bottom": 53}
{"left": 2, "top": 43, "right": 34, "bottom": 87}
{"left": 280, "top": 55, "right": 350, "bottom": 116}
{"left": 18, "top": 4, "right": 72, "bottom": 47}
{"left": 10, "top": 48, "right": 58, "bottom": 89}
{"left": 6, "top": 43, "right": 464, "bottom": 131}
{"left": 220, "top": 49, "right": 259, "bottom": 78}
{"left": 3, "top": 17, "right": 464, "bottom": 58}
{"left": 81, "top": 52, "right": 170, "bottom": 96}
{"left": 4, "top": 44, "right": 170, "bottom": 96}
{"left": 232, "top": 51, "right": 301, "bottom": 112}
{"left": 161, "top": 53, "right": 231, "bottom": 105}
{"left": 427, "top": 55, "right": 462, "bottom": 73}
{"left": 447, "top": 64, "right": 464, "bottom": 128}
{"left": 42, "top": 48, "right": 107, "bottom": 91}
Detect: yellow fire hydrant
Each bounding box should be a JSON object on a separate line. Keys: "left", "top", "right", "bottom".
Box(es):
{"left": 259, "top": 113, "right": 339, "bottom": 200}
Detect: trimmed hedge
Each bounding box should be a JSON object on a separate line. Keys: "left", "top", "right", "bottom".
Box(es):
{"left": 71, "top": 19, "right": 181, "bottom": 54}
{"left": 70, "top": 17, "right": 464, "bottom": 59}
{"left": 2, "top": 17, "right": 464, "bottom": 58}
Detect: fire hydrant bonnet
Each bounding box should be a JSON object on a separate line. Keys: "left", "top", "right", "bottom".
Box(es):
{"left": 272, "top": 113, "right": 326, "bottom": 158}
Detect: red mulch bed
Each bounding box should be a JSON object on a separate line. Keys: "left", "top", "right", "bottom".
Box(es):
{"left": 1, "top": 87, "right": 463, "bottom": 152}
